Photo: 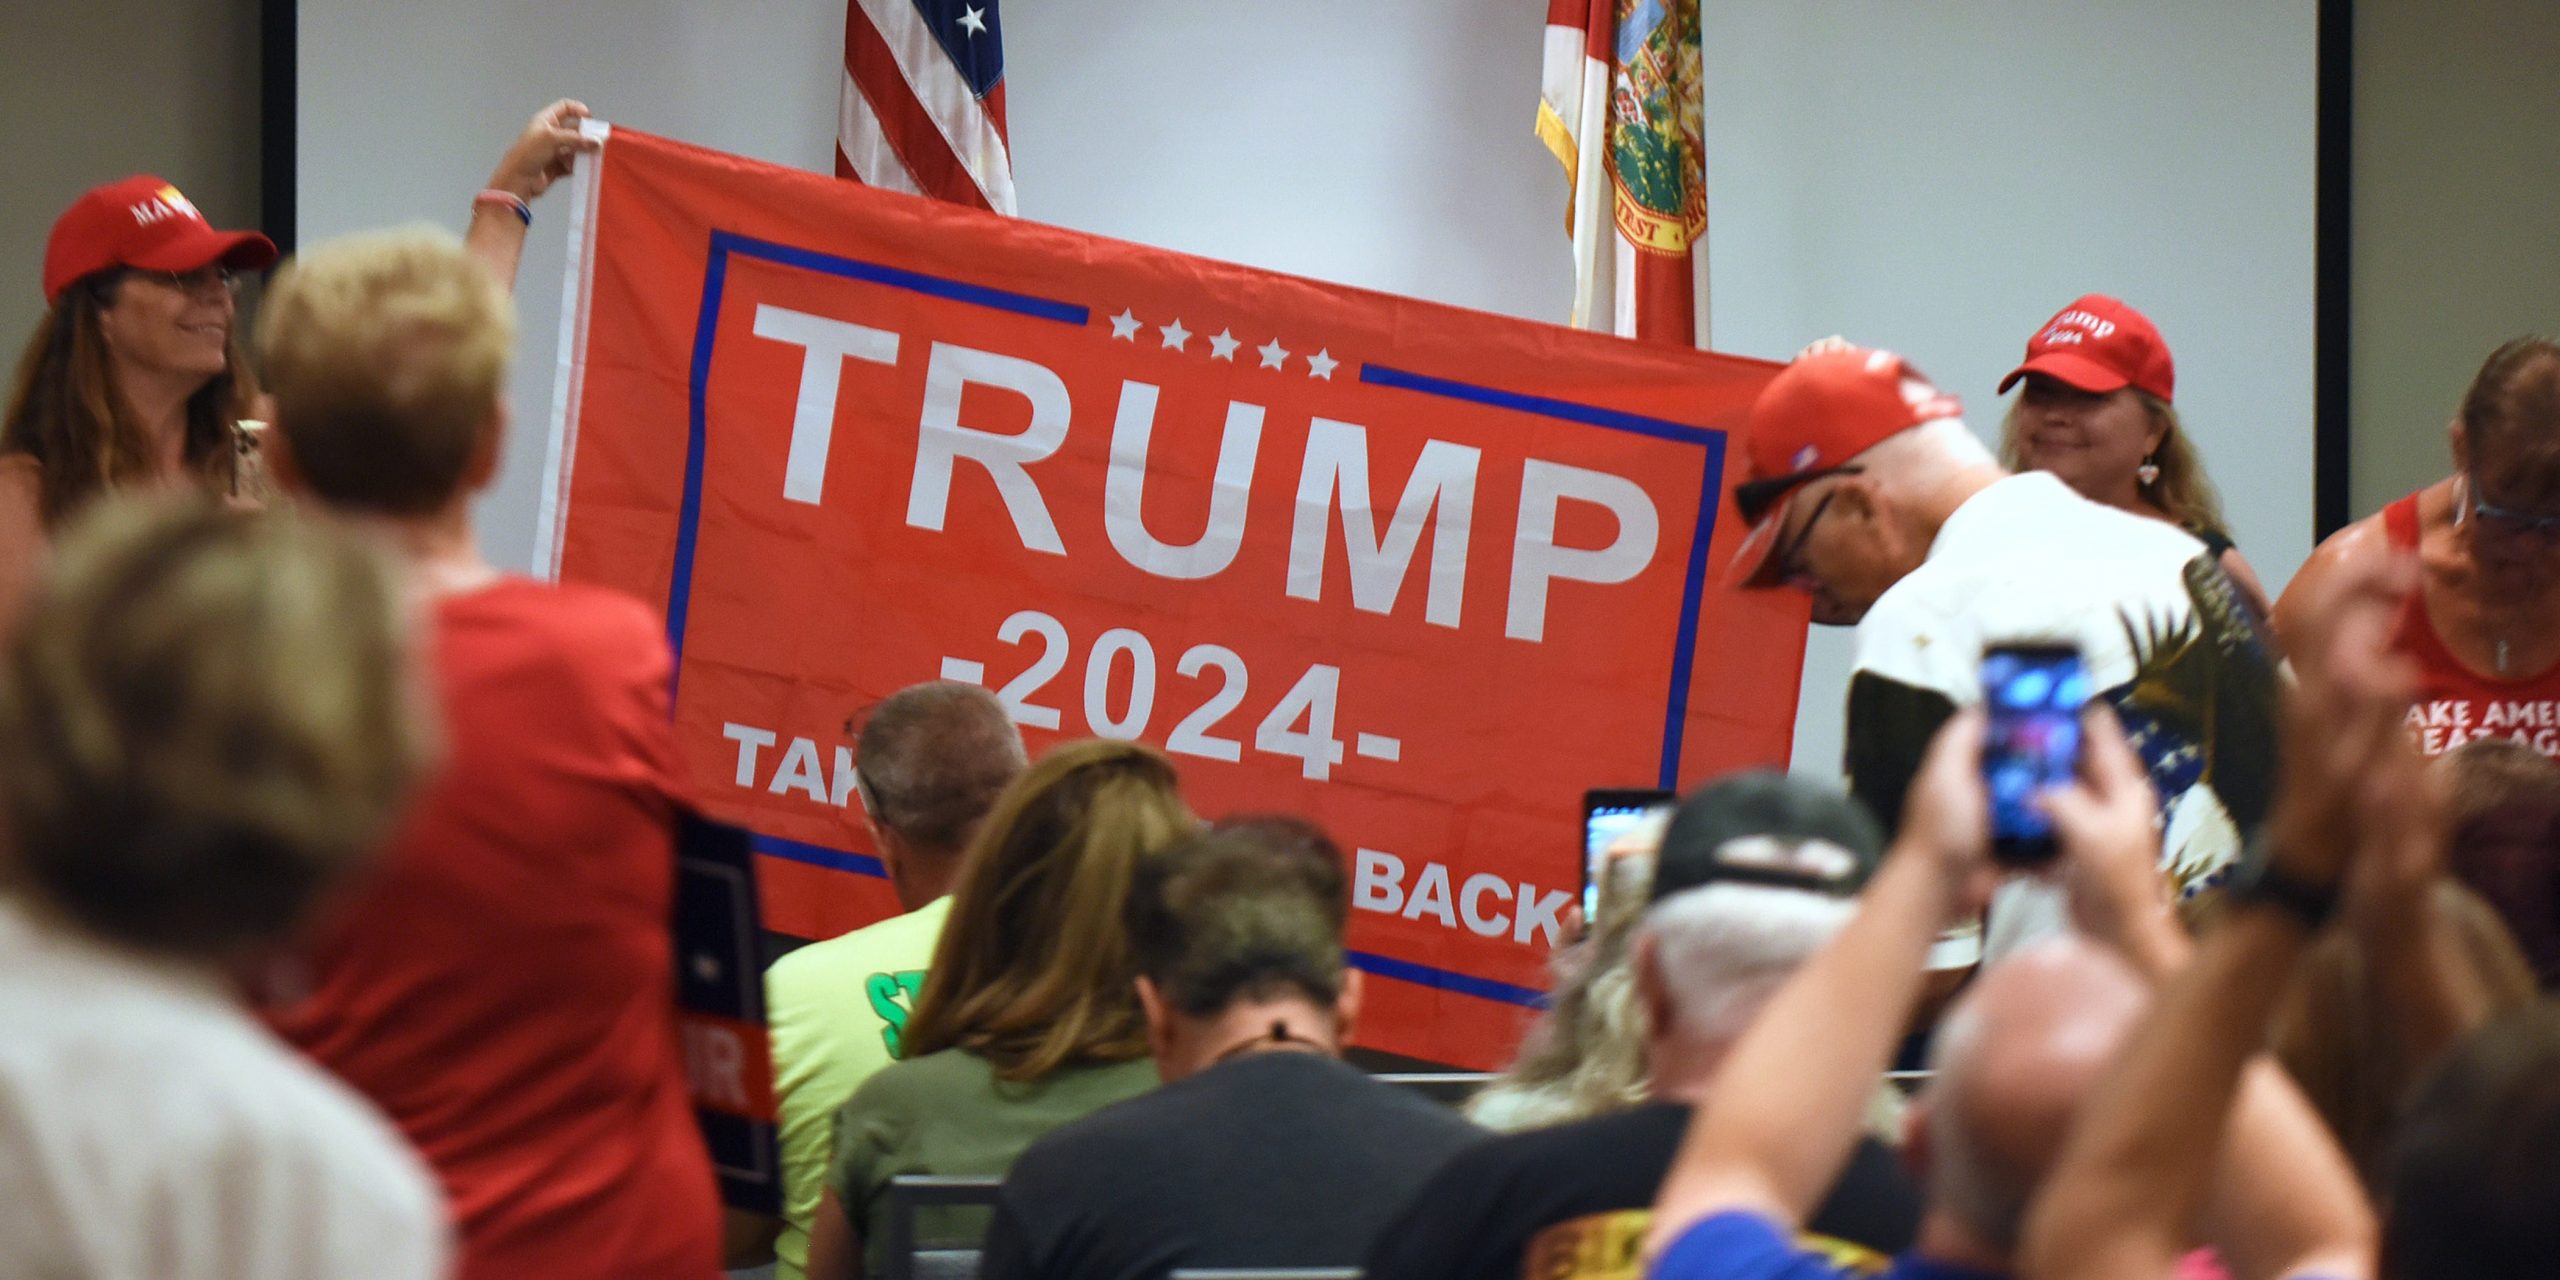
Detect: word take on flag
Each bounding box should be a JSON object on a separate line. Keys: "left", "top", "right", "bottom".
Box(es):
{"left": 1538, "top": 0, "right": 1710, "bottom": 347}
{"left": 837, "top": 0, "right": 1015, "bottom": 212}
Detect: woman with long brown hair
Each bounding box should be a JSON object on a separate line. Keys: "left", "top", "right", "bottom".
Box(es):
{"left": 0, "top": 176, "right": 275, "bottom": 620}
{"left": 1995, "top": 293, "right": 2271, "bottom": 617}
{"left": 804, "top": 739, "right": 1196, "bottom": 1280}
{"left": 0, "top": 101, "right": 595, "bottom": 624}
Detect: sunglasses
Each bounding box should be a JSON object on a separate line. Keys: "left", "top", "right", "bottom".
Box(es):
{"left": 1737, "top": 463, "right": 1864, "bottom": 586}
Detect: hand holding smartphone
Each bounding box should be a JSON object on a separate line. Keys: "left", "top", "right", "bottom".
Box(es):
{"left": 1979, "top": 642, "right": 2090, "bottom": 867}
{"left": 1581, "top": 788, "right": 1674, "bottom": 921}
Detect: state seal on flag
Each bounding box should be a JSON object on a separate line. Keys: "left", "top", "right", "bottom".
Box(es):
{"left": 1603, "top": 0, "right": 1708, "bottom": 255}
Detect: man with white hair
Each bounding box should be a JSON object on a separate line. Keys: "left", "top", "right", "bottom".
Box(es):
{"left": 1725, "top": 345, "right": 2280, "bottom": 962}
{"left": 1361, "top": 772, "right": 1919, "bottom": 1280}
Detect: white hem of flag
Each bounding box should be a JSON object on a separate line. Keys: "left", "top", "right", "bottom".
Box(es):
{"left": 534, "top": 117, "right": 611, "bottom": 582}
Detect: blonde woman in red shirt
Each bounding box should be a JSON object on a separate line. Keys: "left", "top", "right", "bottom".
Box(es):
{"left": 252, "top": 225, "right": 723, "bottom": 1280}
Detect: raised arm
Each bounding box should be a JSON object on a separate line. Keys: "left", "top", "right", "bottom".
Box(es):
{"left": 1647, "top": 711, "right": 1992, "bottom": 1251}
{"left": 2339, "top": 767, "right": 2519, "bottom": 1086}
{"left": 2021, "top": 550, "right": 2419, "bottom": 1280}
{"left": 2043, "top": 705, "right": 2373, "bottom": 1280}
{"left": 464, "top": 98, "right": 599, "bottom": 291}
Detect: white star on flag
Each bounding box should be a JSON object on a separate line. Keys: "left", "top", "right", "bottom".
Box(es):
{"left": 1108, "top": 309, "right": 1141, "bottom": 340}
{"left": 1208, "top": 329, "right": 1241, "bottom": 360}
{"left": 1159, "top": 318, "right": 1191, "bottom": 351}
{"left": 958, "top": 5, "right": 987, "bottom": 36}
{"left": 1257, "top": 339, "right": 1290, "bottom": 370}
{"left": 1305, "top": 349, "right": 1339, "bottom": 380}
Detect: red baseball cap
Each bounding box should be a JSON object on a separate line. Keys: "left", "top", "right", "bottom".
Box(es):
{"left": 1727, "top": 346, "right": 1963, "bottom": 588}
{"left": 1996, "top": 294, "right": 2174, "bottom": 402}
{"left": 41, "top": 175, "right": 278, "bottom": 305}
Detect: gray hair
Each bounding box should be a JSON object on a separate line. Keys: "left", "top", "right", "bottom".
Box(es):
{"left": 1642, "top": 883, "right": 1856, "bottom": 1045}
{"left": 1856, "top": 415, "right": 2000, "bottom": 499}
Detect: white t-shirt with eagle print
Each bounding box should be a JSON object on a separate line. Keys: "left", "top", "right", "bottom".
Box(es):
{"left": 1841, "top": 472, "right": 2280, "bottom": 968}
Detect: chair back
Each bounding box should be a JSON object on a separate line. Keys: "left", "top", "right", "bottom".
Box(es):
{"left": 880, "top": 1174, "right": 1004, "bottom": 1280}
{"left": 1372, "top": 1071, "right": 1494, "bottom": 1108}
{"left": 1168, "top": 1271, "right": 1362, "bottom": 1280}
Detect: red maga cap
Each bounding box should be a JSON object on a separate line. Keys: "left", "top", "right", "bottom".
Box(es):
{"left": 42, "top": 175, "right": 277, "bottom": 305}
{"left": 1727, "top": 346, "right": 1963, "bottom": 588}
{"left": 1996, "top": 294, "right": 2174, "bottom": 402}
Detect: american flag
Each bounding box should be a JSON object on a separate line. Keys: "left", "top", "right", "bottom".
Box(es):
{"left": 837, "top": 0, "right": 1015, "bottom": 213}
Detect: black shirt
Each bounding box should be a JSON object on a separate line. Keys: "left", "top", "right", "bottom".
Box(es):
{"left": 1362, "top": 1100, "right": 1919, "bottom": 1280}
{"left": 978, "top": 1050, "right": 1485, "bottom": 1280}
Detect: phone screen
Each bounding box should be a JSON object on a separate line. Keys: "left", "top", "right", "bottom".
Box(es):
{"left": 1582, "top": 789, "right": 1674, "bottom": 921}
{"left": 1981, "top": 643, "right": 2090, "bottom": 866}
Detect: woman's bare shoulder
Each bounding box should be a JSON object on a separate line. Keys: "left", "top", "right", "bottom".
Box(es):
{"left": 2272, "top": 510, "right": 2396, "bottom": 645}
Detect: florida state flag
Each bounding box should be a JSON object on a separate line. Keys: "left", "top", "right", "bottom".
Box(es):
{"left": 1540, "top": 0, "right": 1712, "bottom": 346}
{"left": 537, "top": 124, "right": 1801, "bottom": 1067}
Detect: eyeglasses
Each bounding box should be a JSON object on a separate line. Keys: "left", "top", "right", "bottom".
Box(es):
{"left": 1770, "top": 486, "right": 1844, "bottom": 587}
{"left": 127, "top": 266, "right": 244, "bottom": 298}
{"left": 2466, "top": 470, "right": 2560, "bottom": 538}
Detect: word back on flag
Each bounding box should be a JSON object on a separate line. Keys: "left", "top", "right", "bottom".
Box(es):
{"left": 540, "top": 125, "right": 1806, "bottom": 1067}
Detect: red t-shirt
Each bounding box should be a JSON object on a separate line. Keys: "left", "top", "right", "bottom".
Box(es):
{"left": 2384, "top": 494, "right": 2560, "bottom": 759}
{"left": 263, "top": 577, "right": 721, "bottom": 1280}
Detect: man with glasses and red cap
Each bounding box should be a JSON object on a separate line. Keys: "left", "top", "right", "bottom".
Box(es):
{"left": 2278, "top": 337, "right": 2560, "bottom": 762}
{"left": 1727, "top": 344, "right": 2279, "bottom": 967}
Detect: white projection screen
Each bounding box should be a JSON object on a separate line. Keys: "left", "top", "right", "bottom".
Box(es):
{"left": 300, "top": 0, "right": 2317, "bottom": 781}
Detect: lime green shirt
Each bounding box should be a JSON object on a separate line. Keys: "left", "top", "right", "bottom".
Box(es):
{"left": 827, "top": 1050, "right": 1159, "bottom": 1276}
{"left": 763, "top": 896, "right": 951, "bottom": 1280}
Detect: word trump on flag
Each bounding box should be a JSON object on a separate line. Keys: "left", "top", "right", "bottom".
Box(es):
{"left": 539, "top": 125, "right": 1807, "bottom": 1067}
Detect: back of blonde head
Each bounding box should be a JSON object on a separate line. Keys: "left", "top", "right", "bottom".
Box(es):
{"left": 901, "top": 739, "right": 1194, "bottom": 1080}
{"left": 0, "top": 497, "right": 428, "bottom": 959}
{"left": 1467, "top": 849, "right": 1658, "bottom": 1130}
{"left": 256, "top": 225, "right": 515, "bottom": 516}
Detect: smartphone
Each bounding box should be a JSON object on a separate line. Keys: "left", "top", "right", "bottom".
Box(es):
{"left": 1980, "top": 642, "right": 2090, "bottom": 867}
{"left": 1582, "top": 788, "right": 1675, "bottom": 921}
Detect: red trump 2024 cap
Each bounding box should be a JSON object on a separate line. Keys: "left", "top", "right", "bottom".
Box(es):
{"left": 1996, "top": 294, "right": 2174, "bottom": 403}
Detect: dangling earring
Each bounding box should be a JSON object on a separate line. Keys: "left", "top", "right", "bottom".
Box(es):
{"left": 2136, "top": 455, "right": 2161, "bottom": 486}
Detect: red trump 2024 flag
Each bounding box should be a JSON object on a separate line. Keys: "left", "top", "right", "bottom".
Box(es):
{"left": 536, "top": 125, "right": 1805, "bottom": 1068}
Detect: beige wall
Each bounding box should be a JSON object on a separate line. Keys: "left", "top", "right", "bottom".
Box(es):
{"left": 2351, "top": 0, "right": 2560, "bottom": 517}
{"left": 0, "top": 0, "right": 263, "bottom": 323}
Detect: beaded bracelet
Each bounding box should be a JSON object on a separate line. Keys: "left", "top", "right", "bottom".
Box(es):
{"left": 473, "top": 188, "right": 532, "bottom": 227}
